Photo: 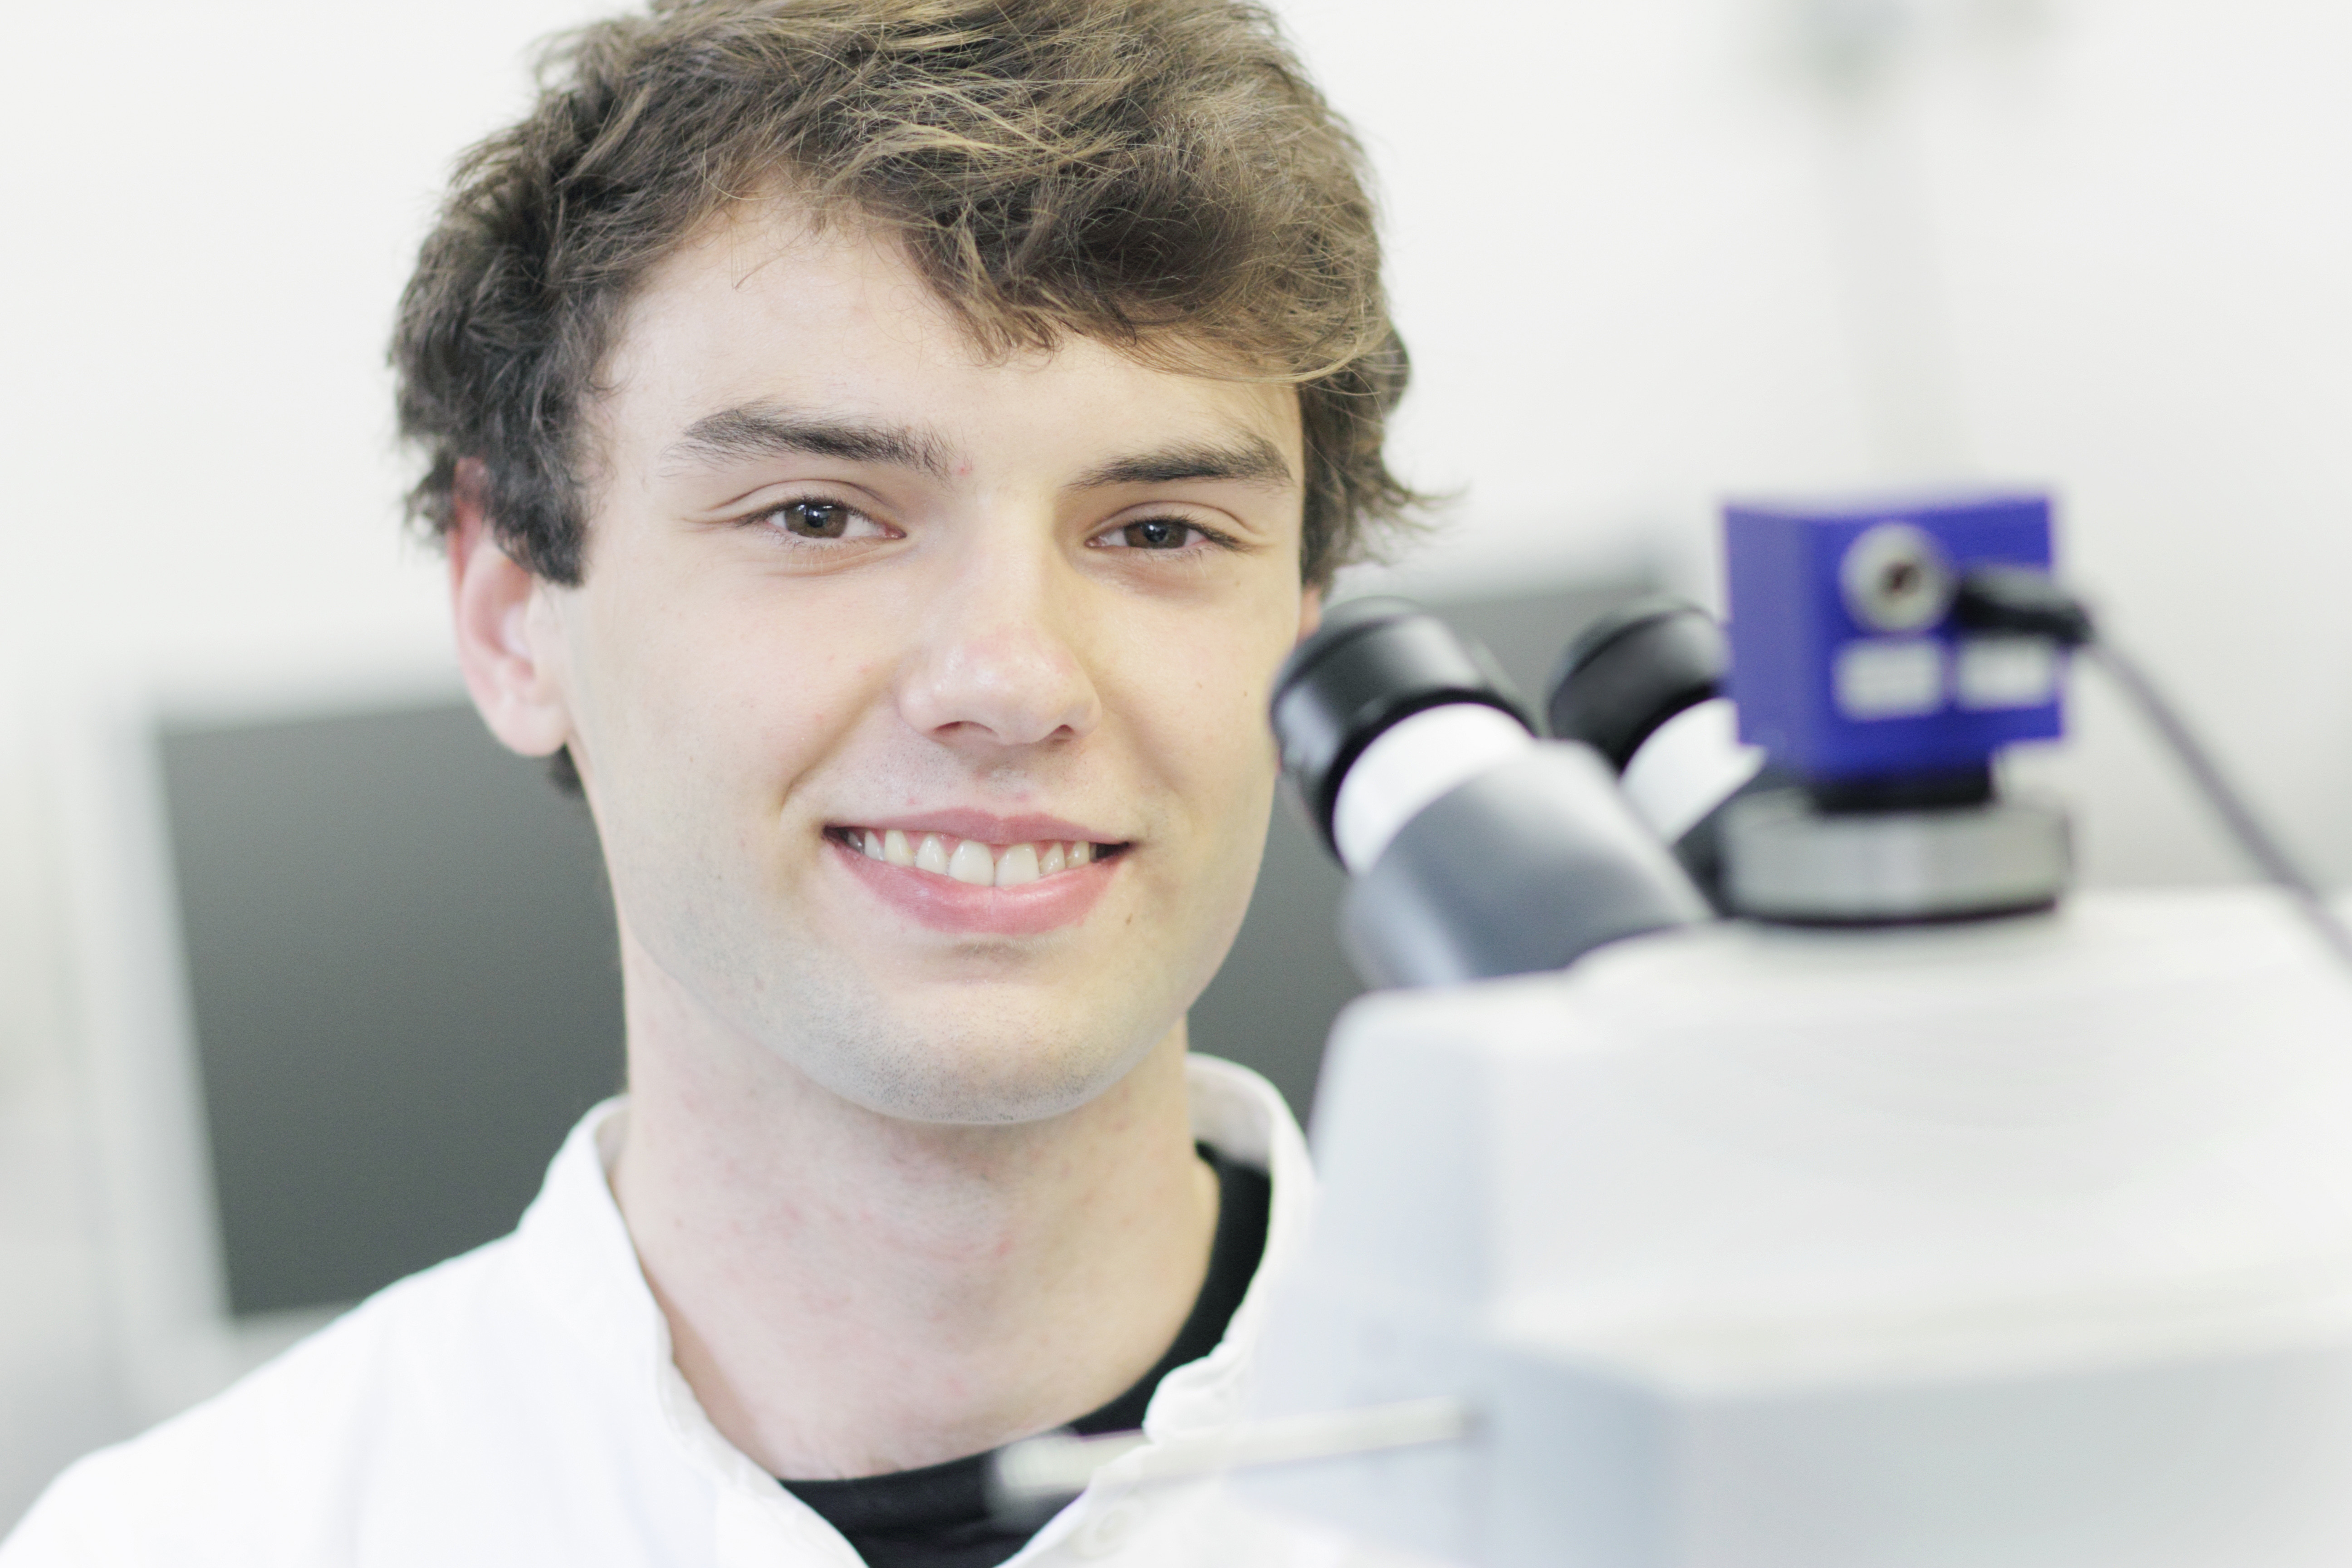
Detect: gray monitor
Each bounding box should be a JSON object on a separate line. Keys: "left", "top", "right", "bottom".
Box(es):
{"left": 157, "top": 704, "right": 623, "bottom": 1317}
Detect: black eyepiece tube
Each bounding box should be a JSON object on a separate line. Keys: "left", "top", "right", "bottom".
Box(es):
{"left": 1270, "top": 598, "right": 1533, "bottom": 859}
{"left": 1546, "top": 597, "right": 1729, "bottom": 770}
{"left": 1269, "top": 598, "right": 1709, "bottom": 988}
{"left": 1545, "top": 597, "right": 1776, "bottom": 910}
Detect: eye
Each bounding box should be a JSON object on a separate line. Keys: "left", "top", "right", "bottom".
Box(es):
{"left": 756, "top": 498, "right": 890, "bottom": 542}
{"left": 1095, "top": 517, "right": 1207, "bottom": 550}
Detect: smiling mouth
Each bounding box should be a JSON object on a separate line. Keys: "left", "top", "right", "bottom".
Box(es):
{"left": 826, "top": 827, "right": 1129, "bottom": 889}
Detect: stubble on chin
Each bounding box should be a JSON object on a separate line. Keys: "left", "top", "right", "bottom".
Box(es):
{"left": 618, "top": 810, "right": 1213, "bottom": 1128}
{"left": 726, "top": 945, "right": 1175, "bottom": 1127}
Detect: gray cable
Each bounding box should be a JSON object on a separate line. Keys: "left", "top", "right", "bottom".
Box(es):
{"left": 2086, "top": 639, "right": 2352, "bottom": 972}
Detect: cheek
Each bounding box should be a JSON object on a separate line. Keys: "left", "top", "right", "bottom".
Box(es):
{"left": 571, "top": 568, "right": 896, "bottom": 820}
{"left": 1112, "top": 595, "right": 1291, "bottom": 831}
{"left": 1126, "top": 624, "right": 1286, "bottom": 995}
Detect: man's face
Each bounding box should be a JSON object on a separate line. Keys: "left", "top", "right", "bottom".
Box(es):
{"left": 529, "top": 206, "right": 1313, "bottom": 1123}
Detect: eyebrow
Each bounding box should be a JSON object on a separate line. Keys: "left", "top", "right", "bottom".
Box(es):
{"left": 659, "top": 404, "right": 956, "bottom": 481}
{"left": 1072, "top": 434, "right": 1295, "bottom": 492}
{"left": 659, "top": 402, "right": 1294, "bottom": 493}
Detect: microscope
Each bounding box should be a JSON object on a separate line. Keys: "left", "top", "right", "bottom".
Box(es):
{"left": 1230, "top": 493, "right": 2352, "bottom": 1566}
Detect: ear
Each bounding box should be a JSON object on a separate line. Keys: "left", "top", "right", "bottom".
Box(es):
{"left": 448, "top": 459, "right": 573, "bottom": 760}
{"left": 1295, "top": 583, "right": 1324, "bottom": 645}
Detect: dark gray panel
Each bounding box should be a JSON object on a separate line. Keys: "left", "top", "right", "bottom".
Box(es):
{"left": 159, "top": 703, "right": 623, "bottom": 1317}
{"left": 1187, "top": 578, "right": 1647, "bottom": 1124}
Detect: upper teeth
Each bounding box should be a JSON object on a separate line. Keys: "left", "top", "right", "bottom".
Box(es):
{"left": 855, "top": 829, "right": 1096, "bottom": 887}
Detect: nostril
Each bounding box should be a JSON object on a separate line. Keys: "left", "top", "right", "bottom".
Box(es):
{"left": 897, "top": 631, "right": 1101, "bottom": 747}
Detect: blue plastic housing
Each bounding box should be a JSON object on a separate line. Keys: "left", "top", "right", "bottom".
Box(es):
{"left": 1724, "top": 493, "right": 2062, "bottom": 781}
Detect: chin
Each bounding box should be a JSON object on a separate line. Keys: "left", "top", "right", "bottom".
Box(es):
{"left": 796, "top": 1009, "right": 1166, "bottom": 1127}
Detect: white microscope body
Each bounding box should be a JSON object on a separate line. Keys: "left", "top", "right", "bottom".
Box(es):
{"left": 1237, "top": 498, "right": 2352, "bottom": 1565}
{"left": 1244, "top": 891, "right": 2352, "bottom": 1566}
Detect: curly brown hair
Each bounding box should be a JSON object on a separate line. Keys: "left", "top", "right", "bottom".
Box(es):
{"left": 392, "top": 0, "right": 1423, "bottom": 588}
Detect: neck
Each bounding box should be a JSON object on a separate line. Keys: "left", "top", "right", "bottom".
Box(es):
{"left": 608, "top": 936, "right": 1218, "bottom": 1479}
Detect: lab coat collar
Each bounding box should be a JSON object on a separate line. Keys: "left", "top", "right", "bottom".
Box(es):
{"left": 505, "top": 1054, "right": 1315, "bottom": 1564}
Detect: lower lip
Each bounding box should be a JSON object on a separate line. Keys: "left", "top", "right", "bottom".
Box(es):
{"left": 830, "top": 838, "right": 1121, "bottom": 936}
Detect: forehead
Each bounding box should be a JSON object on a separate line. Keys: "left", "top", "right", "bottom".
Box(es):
{"left": 596, "top": 201, "right": 1302, "bottom": 470}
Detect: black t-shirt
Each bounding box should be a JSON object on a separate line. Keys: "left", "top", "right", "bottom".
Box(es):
{"left": 778, "top": 1145, "right": 1273, "bottom": 1568}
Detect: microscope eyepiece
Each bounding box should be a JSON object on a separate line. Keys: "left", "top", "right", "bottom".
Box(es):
{"left": 1271, "top": 598, "right": 1533, "bottom": 861}
{"left": 1270, "top": 598, "right": 1707, "bottom": 987}
{"left": 1545, "top": 598, "right": 1730, "bottom": 771}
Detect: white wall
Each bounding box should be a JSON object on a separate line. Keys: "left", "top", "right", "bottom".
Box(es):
{"left": 1278, "top": 0, "right": 2352, "bottom": 887}
{"left": 3, "top": 0, "right": 2351, "bottom": 1524}
{"left": 0, "top": 0, "right": 613, "bottom": 1527}
{"left": 4, "top": 0, "right": 2347, "bottom": 878}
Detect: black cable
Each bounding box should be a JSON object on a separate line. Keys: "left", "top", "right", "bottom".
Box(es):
{"left": 1956, "top": 568, "right": 2352, "bottom": 972}
{"left": 2089, "top": 640, "right": 2352, "bottom": 970}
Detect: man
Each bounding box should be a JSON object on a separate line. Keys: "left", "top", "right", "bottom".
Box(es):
{"left": 4, "top": 1, "right": 1419, "bottom": 1562}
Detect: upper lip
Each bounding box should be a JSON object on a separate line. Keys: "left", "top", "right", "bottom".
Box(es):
{"left": 835, "top": 809, "right": 1126, "bottom": 846}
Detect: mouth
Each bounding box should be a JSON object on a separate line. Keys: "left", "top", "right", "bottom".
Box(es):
{"left": 823, "top": 820, "right": 1129, "bottom": 936}
{"left": 825, "top": 826, "right": 1130, "bottom": 889}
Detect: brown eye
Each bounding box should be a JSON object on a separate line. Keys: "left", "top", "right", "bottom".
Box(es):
{"left": 1117, "top": 519, "right": 1193, "bottom": 549}
{"left": 777, "top": 500, "right": 854, "bottom": 539}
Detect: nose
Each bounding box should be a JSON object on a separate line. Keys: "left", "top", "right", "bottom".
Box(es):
{"left": 894, "top": 544, "right": 1102, "bottom": 751}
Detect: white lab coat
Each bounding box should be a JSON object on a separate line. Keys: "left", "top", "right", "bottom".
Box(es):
{"left": 4, "top": 1057, "right": 1403, "bottom": 1567}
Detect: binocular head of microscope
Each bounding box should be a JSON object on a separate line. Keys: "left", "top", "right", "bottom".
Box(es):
{"left": 1272, "top": 491, "right": 2084, "bottom": 986}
